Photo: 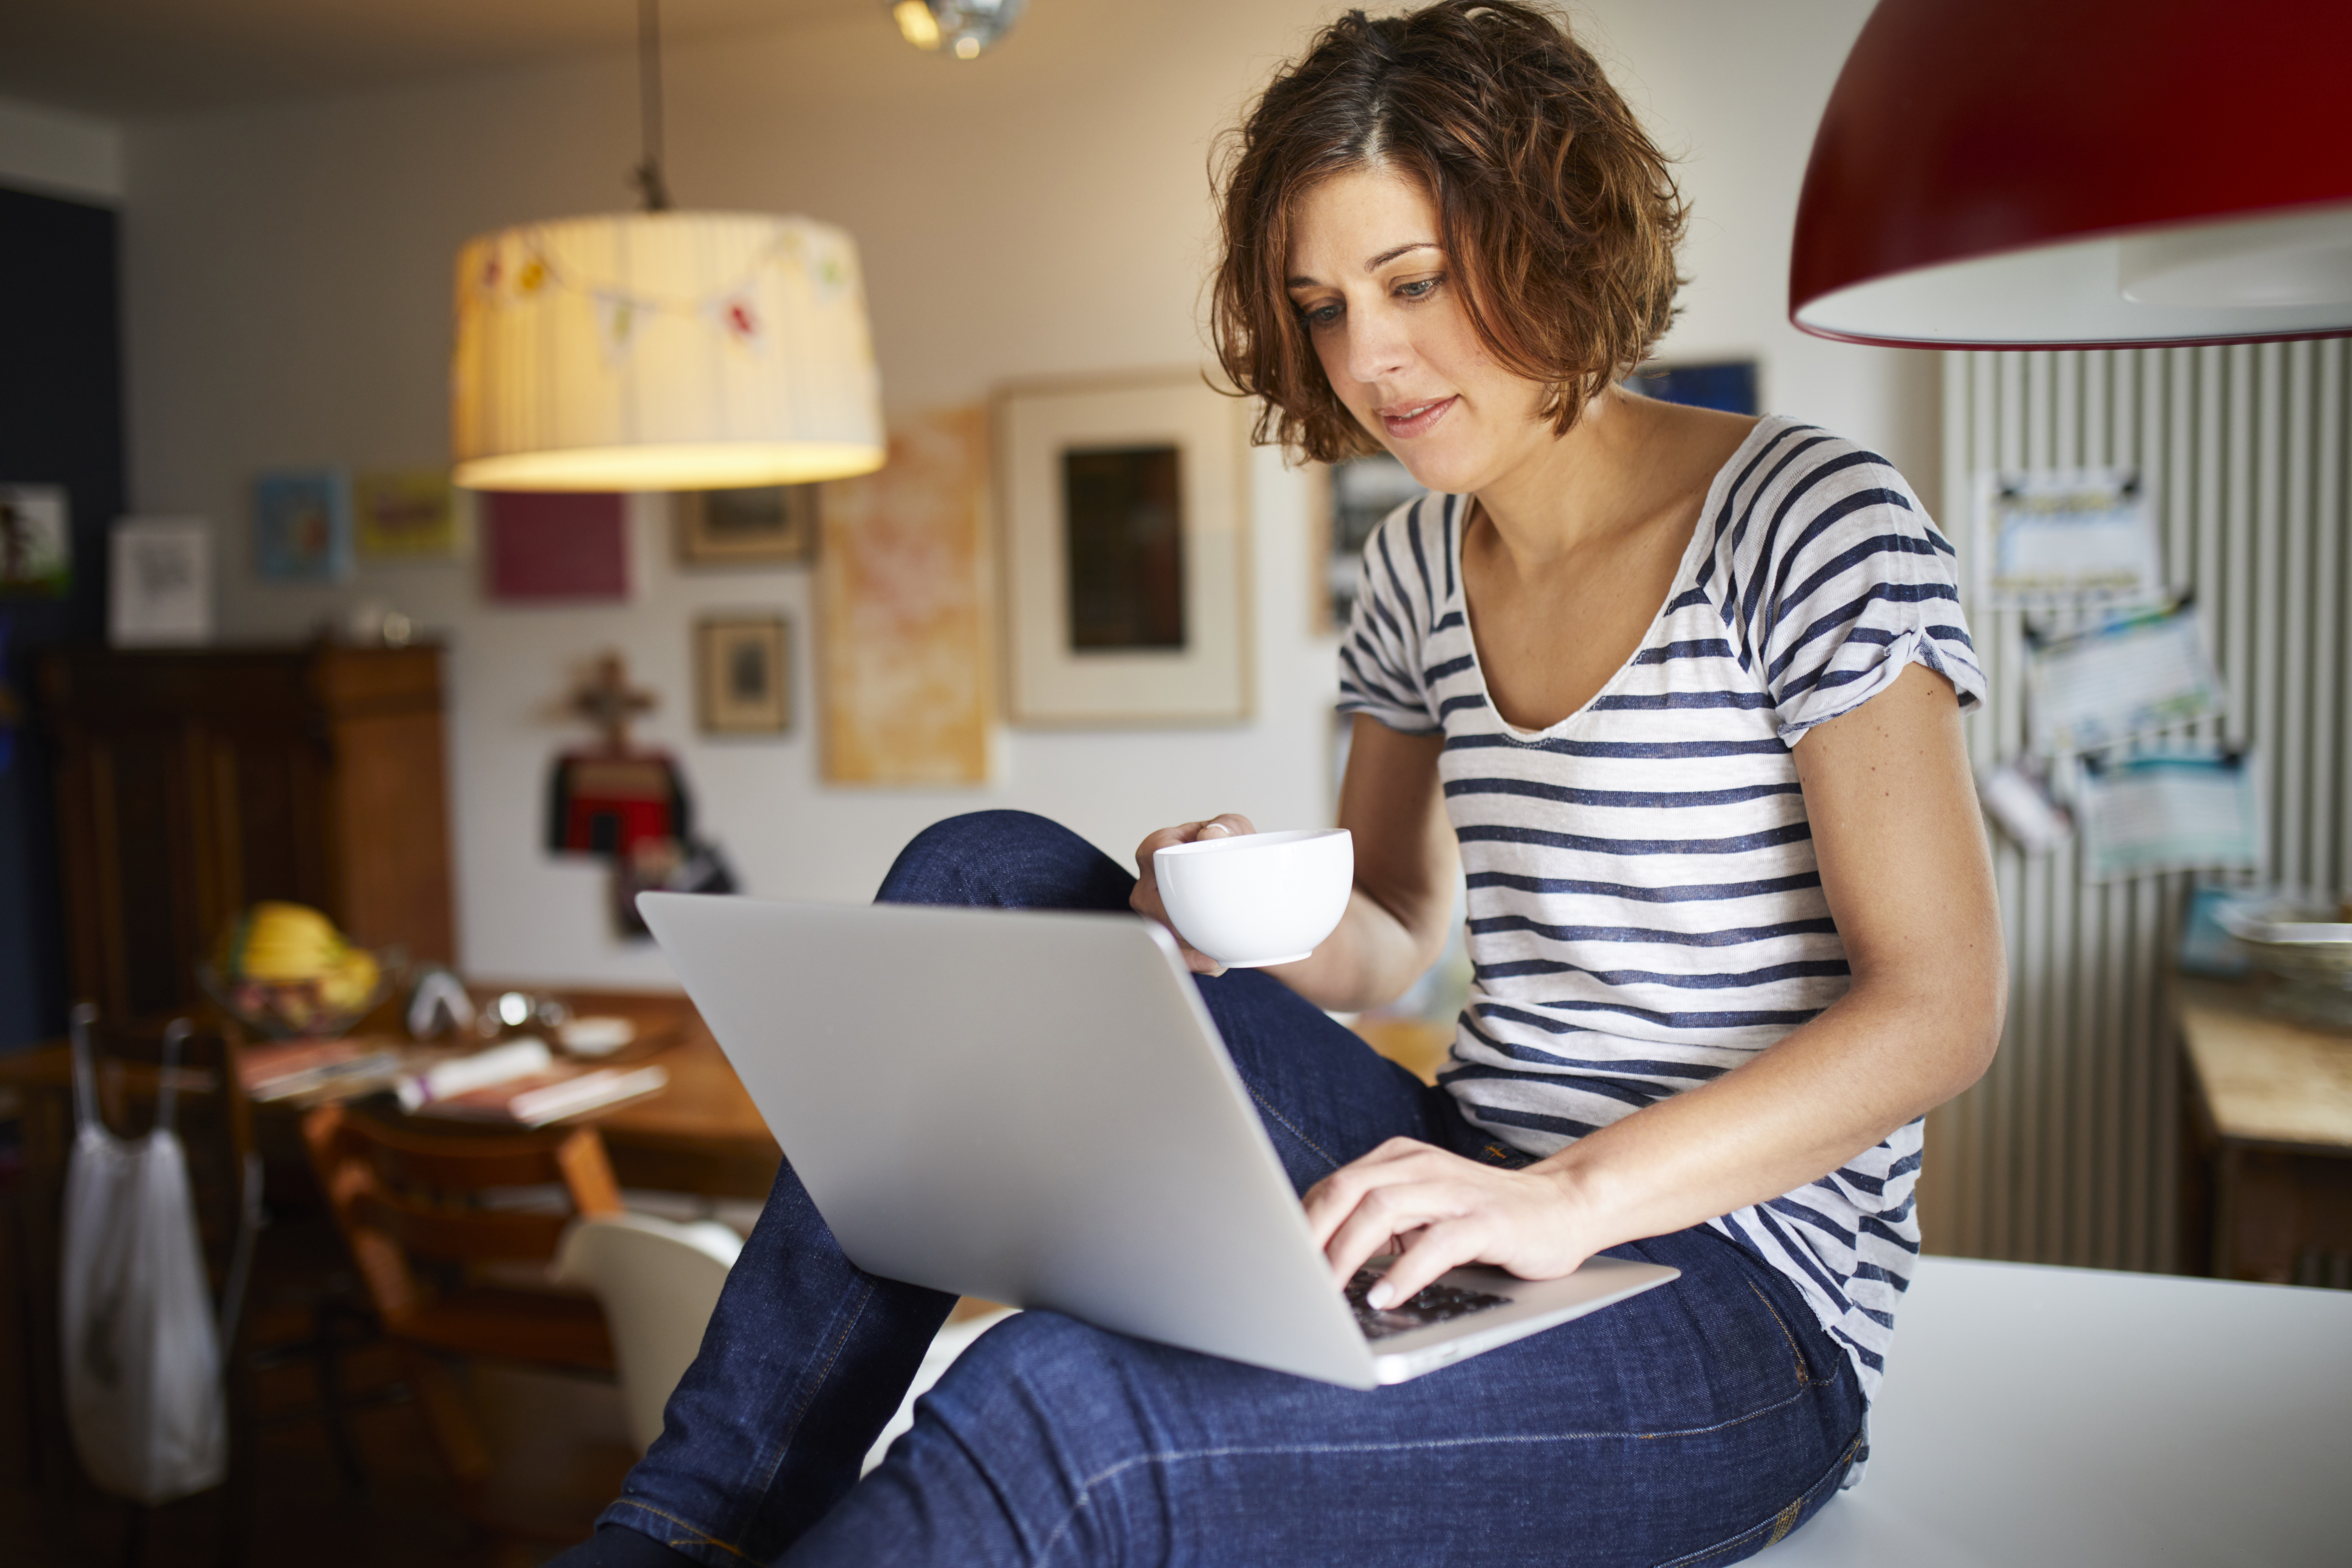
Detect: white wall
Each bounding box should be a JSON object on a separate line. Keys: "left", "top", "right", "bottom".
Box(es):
{"left": 117, "top": 0, "right": 1924, "bottom": 986}
{"left": 0, "top": 95, "right": 122, "bottom": 203}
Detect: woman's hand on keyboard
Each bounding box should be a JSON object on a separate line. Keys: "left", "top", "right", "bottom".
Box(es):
{"left": 1302, "top": 1137, "right": 1596, "bottom": 1308}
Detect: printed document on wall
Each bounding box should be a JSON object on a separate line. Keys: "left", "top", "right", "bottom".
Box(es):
{"left": 2078, "top": 747, "right": 2261, "bottom": 881}
{"left": 2024, "top": 599, "right": 2223, "bottom": 754}
{"left": 1976, "top": 469, "right": 2164, "bottom": 609}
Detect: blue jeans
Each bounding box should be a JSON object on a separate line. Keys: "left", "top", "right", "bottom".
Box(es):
{"left": 572, "top": 811, "right": 1865, "bottom": 1567}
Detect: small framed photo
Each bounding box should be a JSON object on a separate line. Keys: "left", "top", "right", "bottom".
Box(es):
{"left": 110, "top": 517, "right": 213, "bottom": 646}
{"left": 676, "top": 486, "right": 818, "bottom": 567}
{"left": 696, "top": 615, "right": 792, "bottom": 735}
{"left": 0, "top": 485, "right": 71, "bottom": 597}
{"left": 253, "top": 468, "right": 355, "bottom": 583}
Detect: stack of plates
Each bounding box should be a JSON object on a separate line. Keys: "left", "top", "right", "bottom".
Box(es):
{"left": 2216, "top": 893, "right": 2352, "bottom": 1027}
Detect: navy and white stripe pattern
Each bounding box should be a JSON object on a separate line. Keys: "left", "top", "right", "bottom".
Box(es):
{"left": 1337, "top": 417, "right": 1984, "bottom": 1401}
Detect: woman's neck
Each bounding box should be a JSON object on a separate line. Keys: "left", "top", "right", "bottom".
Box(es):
{"left": 1467, "top": 390, "right": 1752, "bottom": 574}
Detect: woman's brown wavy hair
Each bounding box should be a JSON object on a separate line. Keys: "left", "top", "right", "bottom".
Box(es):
{"left": 1210, "top": 1, "right": 1687, "bottom": 462}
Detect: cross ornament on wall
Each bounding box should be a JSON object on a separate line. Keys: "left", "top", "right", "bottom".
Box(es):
{"left": 569, "top": 652, "right": 657, "bottom": 753}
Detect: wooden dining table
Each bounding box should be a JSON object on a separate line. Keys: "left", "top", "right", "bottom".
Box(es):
{"left": 0, "top": 985, "right": 782, "bottom": 1493}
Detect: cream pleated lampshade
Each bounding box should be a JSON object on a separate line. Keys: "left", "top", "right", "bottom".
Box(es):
{"left": 450, "top": 211, "right": 886, "bottom": 490}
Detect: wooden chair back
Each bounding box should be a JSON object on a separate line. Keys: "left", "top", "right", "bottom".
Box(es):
{"left": 300, "top": 1104, "right": 622, "bottom": 1336}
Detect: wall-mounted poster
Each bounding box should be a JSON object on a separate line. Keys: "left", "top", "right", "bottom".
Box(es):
{"left": 355, "top": 469, "right": 464, "bottom": 561}
{"left": 484, "top": 491, "right": 629, "bottom": 602}
{"left": 696, "top": 615, "right": 791, "bottom": 735}
{"left": 2024, "top": 597, "right": 2222, "bottom": 754}
{"left": 820, "top": 407, "right": 993, "bottom": 784}
{"left": 1625, "top": 359, "right": 1760, "bottom": 414}
{"left": 0, "top": 485, "right": 70, "bottom": 596}
{"left": 1975, "top": 468, "right": 2163, "bottom": 609}
{"left": 253, "top": 468, "right": 355, "bottom": 582}
{"left": 109, "top": 517, "right": 214, "bottom": 647}
{"left": 676, "top": 485, "right": 817, "bottom": 566}
{"left": 996, "top": 371, "right": 1251, "bottom": 725}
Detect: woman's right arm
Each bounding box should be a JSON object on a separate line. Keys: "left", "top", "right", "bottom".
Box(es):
{"left": 1128, "top": 714, "right": 1456, "bottom": 1012}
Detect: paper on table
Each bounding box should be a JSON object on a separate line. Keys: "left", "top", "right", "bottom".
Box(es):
{"left": 1976, "top": 469, "right": 2164, "bottom": 609}
{"left": 2025, "top": 600, "right": 2223, "bottom": 754}
{"left": 2078, "top": 747, "right": 2261, "bottom": 882}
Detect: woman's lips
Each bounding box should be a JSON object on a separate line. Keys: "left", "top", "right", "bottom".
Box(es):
{"left": 1378, "top": 396, "right": 1455, "bottom": 439}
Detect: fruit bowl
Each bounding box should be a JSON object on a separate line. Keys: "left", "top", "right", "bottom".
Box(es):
{"left": 198, "top": 955, "right": 399, "bottom": 1040}
{"left": 201, "top": 901, "right": 402, "bottom": 1039}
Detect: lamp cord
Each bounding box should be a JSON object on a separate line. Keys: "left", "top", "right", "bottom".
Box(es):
{"left": 630, "top": 0, "right": 673, "bottom": 212}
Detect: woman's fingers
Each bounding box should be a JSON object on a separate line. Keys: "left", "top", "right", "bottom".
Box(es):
{"left": 1129, "top": 814, "right": 1260, "bottom": 976}
{"left": 1304, "top": 1138, "right": 1593, "bottom": 1305}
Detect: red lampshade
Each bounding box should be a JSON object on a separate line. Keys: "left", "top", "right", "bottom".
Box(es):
{"left": 1791, "top": 0, "right": 2352, "bottom": 349}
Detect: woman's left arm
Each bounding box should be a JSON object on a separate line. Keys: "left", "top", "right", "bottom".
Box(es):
{"left": 1308, "top": 662, "right": 2006, "bottom": 1303}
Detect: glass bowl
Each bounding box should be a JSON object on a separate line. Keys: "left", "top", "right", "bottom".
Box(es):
{"left": 197, "top": 948, "right": 401, "bottom": 1040}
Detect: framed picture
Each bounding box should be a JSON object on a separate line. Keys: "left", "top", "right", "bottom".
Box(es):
{"left": 1313, "top": 454, "right": 1421, "bottom": 634}
{"left": 484, "top": 490, "right": 629, "bottom": 602}
{"left": 1624, "top": 358, "right": 1760, "bottom": 414}
{"left": 109, "top": 517, "right": 212, "bottom": 647}
{"left": 696, "top": 614, "right": 792, "bottom": 735}
{"left": 0, "top": 485, "right": 70, "bottom": 597}
{"left": 675, "top": 485, "right": 818, "bottom": 566}
{"left": 253, "top": 468, "right": 355, "bottom": 583}
{"left": 354, "top": 469, "right": 464, "bottom": 561}
{"left": 995, "top": 371, "right": 1251, "bottom": 725}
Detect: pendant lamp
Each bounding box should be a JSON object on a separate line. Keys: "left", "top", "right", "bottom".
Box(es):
{"left": 1790, "top": 0, "right": 2352, "bottom": 349}
{"left": 450, "top": 2, "right": 884, "bottom": 491}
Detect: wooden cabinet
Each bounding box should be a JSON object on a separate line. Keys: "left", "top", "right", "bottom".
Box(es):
{"left": 38, "top": 643, "right": 455, "bottom": 1018}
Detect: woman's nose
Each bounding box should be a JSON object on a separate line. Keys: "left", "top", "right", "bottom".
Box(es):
{"left": 1345, "top": 308, "right": 1412, "bottom": 385}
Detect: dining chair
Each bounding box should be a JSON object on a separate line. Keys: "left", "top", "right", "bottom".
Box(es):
{"left": 300, "top": 1104, "right": 624, "bottom": 1523}
{"left": 552, "top": 1212, "right": 741, "bottom": 1452}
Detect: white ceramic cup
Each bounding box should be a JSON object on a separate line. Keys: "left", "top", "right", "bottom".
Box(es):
{"left": 1152, "top": 828, "right": 1354, "bottom": 968}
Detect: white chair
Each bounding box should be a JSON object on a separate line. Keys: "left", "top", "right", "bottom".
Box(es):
{"left": 553, "top": 1212, "right": 743, "bottom": 1452}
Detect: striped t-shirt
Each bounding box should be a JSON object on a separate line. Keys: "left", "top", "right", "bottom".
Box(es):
{"left": 1337, "top": 415, "right": 1985, "bottom": 1403}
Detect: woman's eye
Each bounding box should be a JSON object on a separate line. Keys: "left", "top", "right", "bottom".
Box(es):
{"left": 1301, "top": 302, "right": 1343, "bottom": 329}
{"left": 1395, "top": 277, "right": 1441, "bottom": 301}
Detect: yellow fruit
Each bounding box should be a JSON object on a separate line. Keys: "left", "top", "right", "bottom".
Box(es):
{"left": 319, "top": 949, "right": 380, "bottom": 1012}
{"left": 234, "top": 902, "right": 348, "bottom": 982}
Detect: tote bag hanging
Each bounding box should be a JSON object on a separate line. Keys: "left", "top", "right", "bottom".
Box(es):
{"left": 59, "top": 1008, "right": 230, "bottom": 1503}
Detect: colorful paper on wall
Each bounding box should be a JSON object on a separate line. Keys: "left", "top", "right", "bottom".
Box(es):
{"left": 818, "top": 407, "right": 992, "bottom": 785}
{"left": 1977, "top": 469, "right": 2163, "bottom": 608}
{"left": 355, "top": 470, "right": 463, "bottom": 561}
{"left": 253, "top": 469, "right": 355, "bottom": 583}
{"left": 2024, "top": 598, "right": 2222, "bottom": 753}
{"left": 2078, "top": 746, "right": 2261, "bottom": 881}
{"left": 484, "top": 491, "right": 629, "bottom": 601}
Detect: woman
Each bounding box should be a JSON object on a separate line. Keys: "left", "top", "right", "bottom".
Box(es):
{"left": 566, "top": 5, "right": 2002, "bottom": 1564}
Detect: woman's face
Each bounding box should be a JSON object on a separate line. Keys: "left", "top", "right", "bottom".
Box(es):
{"left": 1286, "top": 164, "right": 1556, "bottom": 496}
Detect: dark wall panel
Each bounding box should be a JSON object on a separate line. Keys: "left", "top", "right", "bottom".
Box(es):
{"left": 0, "top": 183, "right": 123, "bottom": 1050}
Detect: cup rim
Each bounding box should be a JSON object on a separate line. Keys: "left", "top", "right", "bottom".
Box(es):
{"left": 1153, "top": 827, "right": 1351, "bottom": 861}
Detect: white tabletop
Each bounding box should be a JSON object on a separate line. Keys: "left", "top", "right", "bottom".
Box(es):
{"left": 1755, "top": 1256, "right": 2352, "bottom": 1566}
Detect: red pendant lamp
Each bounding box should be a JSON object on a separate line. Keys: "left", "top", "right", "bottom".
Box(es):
{"left": 1790, "top": 0, "right": 2352, "bottom": 349}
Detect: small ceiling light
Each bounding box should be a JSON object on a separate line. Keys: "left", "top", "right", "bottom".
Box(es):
{"left": 1790, "top": 0, "right": 2352, "bottom": 349}
{"left": 888, "top": 0, "right": 1024, "bottom": 59}
{"left": 450, "top": 0, "right": 884, "bottom": 490}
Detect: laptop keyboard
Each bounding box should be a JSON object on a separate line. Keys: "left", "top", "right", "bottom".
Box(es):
{"left": 1345, "top": 1266, "right": 1512, "bottom": 1342}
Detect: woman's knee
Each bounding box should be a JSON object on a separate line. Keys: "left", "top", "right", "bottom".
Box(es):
{"left": 876, "top": 811, "right": 1134, "bottom": 912}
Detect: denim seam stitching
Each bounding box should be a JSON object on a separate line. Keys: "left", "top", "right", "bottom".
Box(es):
{"left": 1032, "top": 1381, "right": 1818, "bottom": 1563}
{"left": 1244, "top": 1082, "right": 1344, "bottom": 1173}
{"left": 743, "top": 1274, "right": 877, "bottom": 1520}
{"left": 1742, "top": 1276, "right": 1810, "bottom": 1387}
{"left": 1649, "top": 1427, "right": 1865, "bottom": 1568}
{"left": 600, "top": 1503, "right": 757, "bottom": 1564}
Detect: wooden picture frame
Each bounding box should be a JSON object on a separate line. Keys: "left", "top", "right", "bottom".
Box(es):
{"left": 674, "top": 486, "right": 818, "bottom": 566}
{"left": 695, "top": 615, "right": 792, "bottom": 735}
{"left": 995, "top": 371, "right": 1251, "bottom": 726}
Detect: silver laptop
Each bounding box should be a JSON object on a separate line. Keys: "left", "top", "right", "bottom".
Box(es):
{"left": 636, "top": 894, "right": 1677, "bottom": 1388}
